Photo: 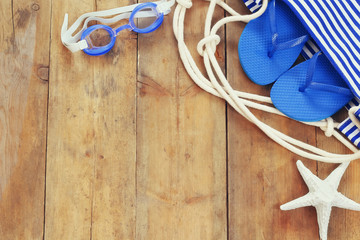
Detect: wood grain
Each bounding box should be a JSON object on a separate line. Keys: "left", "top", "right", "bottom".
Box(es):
{"left": 136, "top": 0, "right": 227, "bottom": 239}
{"left": 45, "top": 1, "right": 96, "bottom": 238}
{"left": 91, "top": 1, "right": 137, "bottom": 239}
{"left": 2, "top": 0, "right": 360, "bottom": 239}
{"left": 226, "top": 1, "right": 318, "bottom": 239}
{"left": 45, "top": 0, "right": 136, "bottom": 239}
{"left": 0, "top": 0, "right": 49, "bottom": 238}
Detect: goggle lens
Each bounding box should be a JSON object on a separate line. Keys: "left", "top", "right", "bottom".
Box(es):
{"left": 85, "top": 28, "right": 113, "bottom": 49}
{"left": 81, "top": 25, "right": 116, "bottom": 56}
{"left": 133, "top": 7, "right": 159, "bottom": 30}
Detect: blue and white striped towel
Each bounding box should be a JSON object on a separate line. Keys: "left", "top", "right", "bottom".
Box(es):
{"left": 284, "top": 0, "right": 360, "bottom": 100}
{"left": 242, "top": 0, "right": 318, "bottom": 60}
{"left": 244, "top": 0, "right": 263, "bottom": 13}
{"left": 338, "top": 118, "right": 360, "bottom": 148}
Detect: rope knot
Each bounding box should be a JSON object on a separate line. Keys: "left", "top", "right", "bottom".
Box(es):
{"left": 197, "top": 35, "right": 221, "bottom": 56}
{"left": 177, "top": 0, "right": 192, "bottom": 8}
{"left": 348, "top": 105, "right": 360, "bottom": 129}
{"left": 320, "top": 117, "right": 335, "bottom": 137}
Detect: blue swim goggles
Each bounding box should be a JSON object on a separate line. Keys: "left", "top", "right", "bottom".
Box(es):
{"left": 61, "top": 0, "right": 174, "bottom": 56}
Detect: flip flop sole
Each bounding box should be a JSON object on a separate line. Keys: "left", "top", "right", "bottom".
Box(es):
{"left": 270, "top": 54, "right": 353, "bottom": 122}
{"left": 238, "top": 0, "right": 307, "bottom": 85}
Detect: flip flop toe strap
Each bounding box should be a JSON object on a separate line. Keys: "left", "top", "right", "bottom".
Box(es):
{"left": 302, "top": 82, "right": 353, "bottom": 96}
{"left": 299, "top": 52, "right": 353, "bottom": 97}
{"left": 267, "top": 0, "right": 308, "bottom": 58}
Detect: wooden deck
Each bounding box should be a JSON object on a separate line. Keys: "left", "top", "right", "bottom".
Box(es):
{"left": 1, "top": 0, "right": 360, "bottom": 239}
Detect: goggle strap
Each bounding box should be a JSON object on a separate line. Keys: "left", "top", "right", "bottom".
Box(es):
{"left": 63, "top": 4, "right": 139, "bottom": 37}
{"left": 63, "top": 40, "right": 88, "bottom": 52}
{"left": 71, "top": 13, "right": 132, "bottom": 42}
{"left": 157, "top": 0, "right": 175, "bottom": 14}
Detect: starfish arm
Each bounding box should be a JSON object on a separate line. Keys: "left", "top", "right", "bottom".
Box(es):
{"left": 315, "top": 204, "right": 332, "bottom": 240}
{"left": 333, "top": 193, "right": 360, "bottom": 211}
{"left": 296, "top": 160, "right": 322, "bottom": 192}
{"left": 280, "top": 193, "right": 314, "bottom": 210}
{"left": 324, "top": 162, "right": 350, "bottom": 190}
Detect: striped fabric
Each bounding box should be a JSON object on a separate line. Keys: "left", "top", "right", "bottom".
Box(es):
{"left": 301, "top": 39, "right": 319, "bottom": 60}
{"left": 244, "top": 0, "right": 262, "bottom": 12}
{"left": 345, "top": 97, "right": 360, "bottom": 110}
{"left": 242, "top": 0, "right": 318, "bottom": 59}
{"left": 337, "top": 97, "right": 360, "bottom": 148}
{"left": 338, "top": 118, "right": 360, "bottom": 148}
{"left": 285, "top": 0, "right": 360, "bottom": 99}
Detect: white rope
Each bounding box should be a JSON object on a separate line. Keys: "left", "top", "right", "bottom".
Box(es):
{"left": 349, "top": 106, "right": 360, "bottom": 130}
{"left": 173, "top": 0, "right": 360, "bottom": 163}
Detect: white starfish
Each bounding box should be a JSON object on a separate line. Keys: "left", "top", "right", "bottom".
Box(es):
{"left": 280, "top": 160, "right": 360, "bottom": 240}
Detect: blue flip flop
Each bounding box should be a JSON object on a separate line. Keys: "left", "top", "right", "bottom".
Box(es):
{"left": 242, "top": 0, "right": 320, "bottom": 61}
{"left": 270, "top": 52, "right": 354, "bottom": 122}
{"left": 238, "top": 0, "right": 309, "bottom": 85}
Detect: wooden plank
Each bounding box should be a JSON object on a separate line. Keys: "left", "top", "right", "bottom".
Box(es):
{"left": 0, "top": 0, "right": 50, "bottom": 239}
{"left": 0, "top": 0, "right": 13, "bottom": 51}
{"left": 226, "top": 1, "right": 319, "bottom": 239}
{"left": 45, "top": 1, "right": 95, "bottom": 238}
{"left": 316, "top": 123, "right": 360, "bottom": 240}
{"left": 90, "top": 0, "right": 137, "bottom": 239}
{"left": 135, "top": 0, "right": 227, "bottom": 239}
{"left": 45, "top": 0, "right": 136, "bottom": 239}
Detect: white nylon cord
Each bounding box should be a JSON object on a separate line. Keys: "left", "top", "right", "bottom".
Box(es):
{"left": 173, "top": 0, "right": 360, "bottom": 162}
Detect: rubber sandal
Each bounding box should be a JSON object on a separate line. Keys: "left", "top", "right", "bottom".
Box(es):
{"left": 282, "top": 1, "right": 360, "bottom": 99}
{"left": 238, "top": 0, "right": 308, "bottom": 85}
{"left": 242, "top": 0, "right": 319, "bottom": 61}
{"left": 270, "top": 52, "right": 354, "bottom": 122}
